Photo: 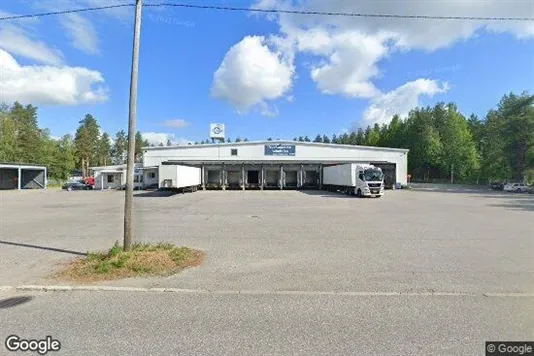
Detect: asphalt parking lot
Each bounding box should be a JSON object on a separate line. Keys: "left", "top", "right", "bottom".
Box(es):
{"left": 0, "top": 187, "right": 532, "bottom": 294}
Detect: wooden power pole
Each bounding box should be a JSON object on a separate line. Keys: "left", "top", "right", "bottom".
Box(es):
{"left": 123, "top": 0, "right": 143, "bottom": 251}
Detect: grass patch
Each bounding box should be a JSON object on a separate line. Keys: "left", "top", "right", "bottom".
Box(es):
{"left": 55, "top": 241, "right": 204, "bottom": 283}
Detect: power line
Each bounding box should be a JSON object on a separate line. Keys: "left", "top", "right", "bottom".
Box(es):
{"left": 146, "top": 3, "right": 534, "bottom": 22}
{"left": 0, "top": 2, "right": 532, "bottom": 22}
{"left": 0, "top": 4, "right": 134, "bottom": 21}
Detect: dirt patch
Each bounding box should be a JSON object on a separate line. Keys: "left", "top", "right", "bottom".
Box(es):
{"left": 54, "top": 242, "right": 204, "bottom": 283}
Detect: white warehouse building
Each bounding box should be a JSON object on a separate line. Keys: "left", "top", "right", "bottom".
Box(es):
{"left": 142, "top": 141, "right": 409, "bottom": 190}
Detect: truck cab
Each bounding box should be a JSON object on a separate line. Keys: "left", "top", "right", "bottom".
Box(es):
{"left": 355, "top": 166, "right": 384, "bottom": 197}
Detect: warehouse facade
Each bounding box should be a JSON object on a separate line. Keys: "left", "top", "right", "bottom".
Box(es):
{"left": 142, "top": 141, "right": 408, "bottom": 190}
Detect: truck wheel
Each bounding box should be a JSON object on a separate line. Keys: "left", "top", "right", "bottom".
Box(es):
{"left": 357, "top": 189, "right": 362, "bottom": 197}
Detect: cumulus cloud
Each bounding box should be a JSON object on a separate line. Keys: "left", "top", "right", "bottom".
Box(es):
{"left": 211, "top": 35, "right": 294, "bottom": 114}
{"left": 0, "top": 49, "right": 108, "bottom": 105}
{"left": 361, "top": 79, "right": 449, "bottom": 126}
{"left": 247, "top": 0, "right": 533, "bottom": 101}
{"left": 161, "top": 119, "right": 189, "bottom": 129}
{"left": 142, "top": 132, "right": 192, "bottom": 146}
{"left": 297, "top": 30, "right": 388, "bottom": 98}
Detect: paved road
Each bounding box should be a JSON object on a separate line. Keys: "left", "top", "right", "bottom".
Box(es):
{"left": 1, "top": 289, "right": 532, "bottom": 356}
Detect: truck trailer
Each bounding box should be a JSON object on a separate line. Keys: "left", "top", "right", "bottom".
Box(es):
{"left": 158, "top": 165, "right": 201, "bottom": 192}
{"left": 323, "top": 163, "right": 385, "bottom": 197}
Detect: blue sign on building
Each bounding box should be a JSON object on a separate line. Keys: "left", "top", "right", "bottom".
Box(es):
{"left": 264, "top": 144, "right": 296, "bottom": 156}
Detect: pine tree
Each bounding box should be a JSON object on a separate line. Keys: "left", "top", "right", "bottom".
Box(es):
{"left": 74, "top": 114, "right": 100, "bottom": 175}
{"left": 313, "top": 134, "right": 323, "bottom": 143}
{"left": 111, "top": 130, "right": 127, "bottom": 165}
{"left": 96, "top": 133, "right": 112, "bottom": 166}
{"left": 322, "top": 135, "right": 330, "bottom": 143}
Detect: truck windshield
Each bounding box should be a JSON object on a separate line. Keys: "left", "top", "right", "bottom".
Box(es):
{"left": 363, "top": 169, "right": 383, "bottom": 182}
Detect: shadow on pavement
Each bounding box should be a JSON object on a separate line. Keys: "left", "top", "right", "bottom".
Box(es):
{"left": 0, "top": 240, "right": 87, "bottom": 256}
{"left": 134, "top": 190, "right": 182, "bottom": 198}
{"left": 472, "top": 193, "right": 534, "bottom": 212}
{"left": 0, "top": 296, "right": 34, "bottom": 309}
{"left": 297, "top": 190, "right": 365, "bottom": 199}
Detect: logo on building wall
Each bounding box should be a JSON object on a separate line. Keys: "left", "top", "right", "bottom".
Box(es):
{"left": 210, "top": 123, "right": 225, "bottom": 139}
{"left": 264, "top": 144, "right": 296, "bottom": 156}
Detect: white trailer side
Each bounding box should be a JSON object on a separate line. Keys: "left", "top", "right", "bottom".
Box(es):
{"left": 323, "top": 163, "right": 358, "bottom": 187}
{"left": 158, "top": 165, "right": 201, "bottom": 191}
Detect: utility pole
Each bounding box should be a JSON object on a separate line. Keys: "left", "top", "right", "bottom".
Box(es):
{"left": 123, "top": 0, "right": 143, "bottom": 251}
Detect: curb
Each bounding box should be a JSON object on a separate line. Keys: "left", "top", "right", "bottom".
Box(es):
{"left": 1, "top": 285, "right": 534, "bottom": 297}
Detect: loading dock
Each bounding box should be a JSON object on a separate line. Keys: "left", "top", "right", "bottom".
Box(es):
{"left": 0, "top": 163, "right": 47, "bottom": 190}
{"left": 245, "top": 165, "right": 261, "bottom": 189}
{"left": 302, "top": 169, "right": 319, "bottom": 189}
{"left": 205, "top": 167, "right": 222, "bottom": 190}
{"left": 371, "top": 162, "right": 396, "bottom": 189}
{"left": 263, "top": 166, "right": 280, "bottom": 189}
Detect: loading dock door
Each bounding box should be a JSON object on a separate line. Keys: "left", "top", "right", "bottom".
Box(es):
{"left": 264, "top": 170, "right": 279, "bottom": 187}
{"left": 227, "top": 171, "right": 241, "bottom": 187}
{"left": 207, "top": 170, "right": 220, "bottom": 185}
{"left": 371, "top": 163, "right": 396, "bottom": 188}
{"left": 304, "top": 171, "right": 318, "bottom": 186}
{"left": 247, "top": 171, "right": 259, "bottom": 184}
{"left": 285, "top": 171, "right": 298, "bottom": 187}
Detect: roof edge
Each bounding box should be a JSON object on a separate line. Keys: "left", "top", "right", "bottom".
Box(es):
{"left": 143, "top": 140, "right": 409, "bottom": 153}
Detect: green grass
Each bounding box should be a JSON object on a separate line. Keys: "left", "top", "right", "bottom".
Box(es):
{"left": 57, "top": 241, "right": 204, "bottom": 282}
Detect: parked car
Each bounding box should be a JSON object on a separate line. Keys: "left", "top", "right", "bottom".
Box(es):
{"left": 62, "top": 182, "right": 92, "bottom": 191}
{"left": 490, "top": 182, "right": 505, "bottom": 191}
{"left": 503, "top": 182, "right": 529, "bottom": 193}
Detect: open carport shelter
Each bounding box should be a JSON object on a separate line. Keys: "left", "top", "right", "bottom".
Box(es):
{"left": 142, "top": 141, "right": 409, "bottom": 190}
{"left": 0, "top": 163, "right": 47, "bottom": 190}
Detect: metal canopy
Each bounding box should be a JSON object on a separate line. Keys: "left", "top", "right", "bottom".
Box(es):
{"left": 163, "top": 160, "right": 391, "bottom": 166}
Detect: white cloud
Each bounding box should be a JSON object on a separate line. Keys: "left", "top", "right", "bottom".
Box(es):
{"left": 161, "top": 119, "right": 189, "bottom": 129}
{"left": 249, "top": 0, "right": 533, "bottom": 100}
{"left": 361, "top": 79, "right": 449, "bottom": 126}
{"left": 0, "top": 49, "right": 108, "bottom": 105}
{"left": 31, "top": 0, "right": 133, "bottom": 55}
{"left": 0, "top": 12, "right": 64, "bottom": 65}
{"left": 211, "top": 35, "right": 295, "bottom": 114}
{"left": 257, "top": 0, "right": 534, "bottom": 50}
{"left": 59, "top": 13, "right": 99, "bottom": 55}
{"left": 297, "top": 30, "right": 387, "bottom": 98}
{"left": 142, "top": 132, "right": 191, "bottom": 146}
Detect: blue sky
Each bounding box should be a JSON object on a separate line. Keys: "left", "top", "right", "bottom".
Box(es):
{"left": 0, "top": 0, "right": 533, "bottom": 145}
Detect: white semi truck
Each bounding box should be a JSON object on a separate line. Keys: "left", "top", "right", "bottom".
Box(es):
{"left": 158, "top": 164, "right": 201, "bottom": 192}
{"left": 323, "top": 163, "right": 385, "bottom": 197}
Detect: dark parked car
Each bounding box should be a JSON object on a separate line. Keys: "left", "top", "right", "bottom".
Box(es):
{"left": 490, "top": 182, "right": 505, "bottom": 191}
{"left": 62, "top": 182, "right": 92, "bottom": 191}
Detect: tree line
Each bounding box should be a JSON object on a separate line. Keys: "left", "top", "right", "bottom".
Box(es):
{"left": 287, "top": 92, "right": 533, "bottom": 183}
{"left": 0, "top": 103, "right": 148, "bottom": 181}
{"left": 1, "top": 91, "right": 532, "bottom": 184}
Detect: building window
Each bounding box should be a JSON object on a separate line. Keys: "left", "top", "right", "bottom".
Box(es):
{"left": 231, "top": 149, "right": 238, "bottom": 156}
{"left": 134, "top": 175, "right": 143, "bottom": 183}
{"left": 107, "top": 175, "right": 114, "bottom": 183}
{"left": 148, "top": 172, "right": 156, "bottom": 179}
